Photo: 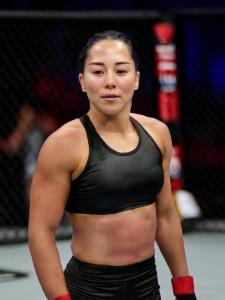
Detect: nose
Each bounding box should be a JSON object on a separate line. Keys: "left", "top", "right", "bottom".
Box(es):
{"left": 104, "top": 71, "right": 116, "bottom": 89}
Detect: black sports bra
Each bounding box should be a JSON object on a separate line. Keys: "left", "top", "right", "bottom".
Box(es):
{"left": 65, "top": 114, "right": 164, "bottom": 214}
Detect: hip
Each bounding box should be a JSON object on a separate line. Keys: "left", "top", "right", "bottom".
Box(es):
{"left": 64, "top": 255, "right": 161, "bottom": 300}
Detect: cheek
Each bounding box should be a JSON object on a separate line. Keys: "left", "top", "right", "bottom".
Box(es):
{"left": 85, "top": 77, "right": 103, "bottom": 93}
{"left": 120, "top": 76, "right": 137, "bottom": 93}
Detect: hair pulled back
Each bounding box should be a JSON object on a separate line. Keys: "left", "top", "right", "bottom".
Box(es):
{"left": 77, "top": 30, "right": 139, "bottom": 72}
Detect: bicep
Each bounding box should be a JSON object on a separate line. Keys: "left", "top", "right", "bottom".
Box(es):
{"left": 29, "top": 141, "right": 72, "bottom": 232}
{"left": 155, "top": 123, "right": 174, "bottom": 217}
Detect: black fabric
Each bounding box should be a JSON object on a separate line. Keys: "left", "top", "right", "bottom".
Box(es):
{"left": 66, "top": 114, "right": 164, "bottom": 214}
{"left": 176, "top": 294, "right": 197, "bottom": 300}
{"left": 64, "top": 255, "right": 161, "bottom": 300}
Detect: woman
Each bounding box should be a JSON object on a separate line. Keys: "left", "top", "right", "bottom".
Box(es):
{"left": 28, "top": 30, "right": 197, "bottom": 300}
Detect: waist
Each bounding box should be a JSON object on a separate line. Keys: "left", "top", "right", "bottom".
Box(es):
{"left": 67, "top": 255, "right": 157, "bottom": 280}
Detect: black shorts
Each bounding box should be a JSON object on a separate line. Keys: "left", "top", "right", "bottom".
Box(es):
{"left": 64, "top": 255, "right": 161, "bottom": 300}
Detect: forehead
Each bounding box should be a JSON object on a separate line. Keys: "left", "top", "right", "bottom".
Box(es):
{"left": 86, "top": 39, "right": 132, "bottom": 62}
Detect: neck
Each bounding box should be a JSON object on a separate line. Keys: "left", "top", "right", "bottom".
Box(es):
{"left": 87, "top": 109, "right": 132, "bottom": 133}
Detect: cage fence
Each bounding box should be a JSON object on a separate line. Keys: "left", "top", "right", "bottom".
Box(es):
{"left": 0, "top": 10, "right": 225, "bottom": 243}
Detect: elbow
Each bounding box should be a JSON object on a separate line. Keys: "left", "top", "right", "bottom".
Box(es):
{"left": 28, "top": 223, "right": 56, "bottom": 251}
{"left": 157, "top": 204, "right": 181, "bottom": 224}
{"left": 156, "top": 214, "right": 183, "bottom": 244}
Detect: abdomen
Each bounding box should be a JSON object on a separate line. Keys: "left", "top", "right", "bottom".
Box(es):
{"left": 68, "top": 203, "right": 157, "bottom": 266}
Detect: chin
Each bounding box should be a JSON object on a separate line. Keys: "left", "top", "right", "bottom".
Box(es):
{"left": 102, "top": 103, "right": 131, "bottom": 116}
{"left": 103, "top": 108, "right": 127, "bottom": 117}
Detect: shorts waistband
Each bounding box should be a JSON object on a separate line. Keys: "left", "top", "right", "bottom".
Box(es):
{"left": 64, "top": 254, "right": 160, "bottom": 298}
{"left": 70, "top": 255, "right": 156, "bottom": 277}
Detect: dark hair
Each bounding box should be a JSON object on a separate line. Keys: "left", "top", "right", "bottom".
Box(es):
{"left": 77, "top": 30, "right": 139, "bottom": 72}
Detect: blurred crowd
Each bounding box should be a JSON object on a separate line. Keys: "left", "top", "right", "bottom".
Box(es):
{"left": 0, "top": 70, "right": 86, "bottom": 226}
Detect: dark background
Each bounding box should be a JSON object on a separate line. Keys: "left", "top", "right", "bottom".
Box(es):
{"left": 1, "top": 0, "right": 225, "bottom": 11}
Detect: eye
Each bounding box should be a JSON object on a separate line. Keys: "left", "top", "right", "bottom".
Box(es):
{"left": 93, "top": 70, "right": 104, "bottom": 75}
{"left": 117, "top": 69, "right": 128, "bottom": 75}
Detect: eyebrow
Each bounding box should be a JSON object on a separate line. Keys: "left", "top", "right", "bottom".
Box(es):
{"left": 88, "top": 61, "right": 131, "bottom": 66}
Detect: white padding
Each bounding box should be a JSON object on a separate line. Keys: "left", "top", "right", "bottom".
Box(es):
{"left": 175, "top": 190, "right": 202, "bottom": 219}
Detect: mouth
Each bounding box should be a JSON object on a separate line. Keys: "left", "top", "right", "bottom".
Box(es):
{"left": 101, "top": 94, "right": 120, "bottom": 101}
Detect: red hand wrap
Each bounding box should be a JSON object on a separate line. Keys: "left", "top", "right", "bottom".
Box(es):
{"left": 171, "top": 276, "right": 194, "bottom": 296}
{"left": 53, "top": 294, "right": 71, "bottom": 300}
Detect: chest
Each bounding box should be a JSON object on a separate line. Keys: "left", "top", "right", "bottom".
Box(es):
{"left": 88, "top": 145, "right": 163, "bottom": 192}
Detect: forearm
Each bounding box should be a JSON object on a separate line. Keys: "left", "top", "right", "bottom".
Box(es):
{"left": 156, "top": 210, "right": 189, "bottom": 277}
{"left": 28, "top": 229, "right": 69, "bottom": 300}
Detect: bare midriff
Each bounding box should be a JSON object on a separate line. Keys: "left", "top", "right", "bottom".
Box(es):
{"left": 67, "top": 203, "right": 157, "bottom": 266}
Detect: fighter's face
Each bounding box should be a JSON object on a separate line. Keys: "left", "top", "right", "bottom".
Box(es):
{"left": 79, "top": 39, "right": 140, "bottom": 116}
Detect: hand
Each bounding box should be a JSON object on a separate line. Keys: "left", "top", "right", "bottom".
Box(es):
{"left": 172, "top": 276, "right": 197, "bottom": 300}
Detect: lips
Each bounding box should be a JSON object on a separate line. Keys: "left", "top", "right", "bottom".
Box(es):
{"left": 101, "top": 94, "right": 120, "bottom": 99}
{"left": 101, "top": 94, "right": 120, "bottom": 103}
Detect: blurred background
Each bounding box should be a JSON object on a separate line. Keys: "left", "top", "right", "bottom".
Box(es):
{"left": 1, "top": 0, "right": 225, "bottom": 11}
{"left": 0, "top": 1, "right": 225, "bottom": 244}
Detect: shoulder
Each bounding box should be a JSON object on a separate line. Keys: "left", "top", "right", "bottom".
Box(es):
{"left": 37, "top": 118, "right": 85, "bottom": 173}
{"left": 49, "top": 118, "right": 84, "bottom": 144}
{"left": 131, "top": 113, "right": 172, "bottom": 156}
{"left": 131, "top": 113, "right": 169, "bottom": 135}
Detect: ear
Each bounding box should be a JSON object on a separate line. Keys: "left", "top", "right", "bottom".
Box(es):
{"left": 78, "top": 73, "right": 86, "bottom": 92}
{"left": 134, "top": 71, "right": 140, "bottom": 90}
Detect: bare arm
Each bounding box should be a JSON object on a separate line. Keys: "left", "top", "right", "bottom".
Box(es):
{"left": 28, "top": 129, "right": 77, "bottom": 300}
{"left": 155, "top": 123, "right": 189, "bottom": 277}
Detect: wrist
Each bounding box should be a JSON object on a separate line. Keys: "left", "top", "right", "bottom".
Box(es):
{"left": 171, "top": 276, "right": 197, "bottom": 299}
{"left": 52, "top": 294, "right": 71, "bottom": 300}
